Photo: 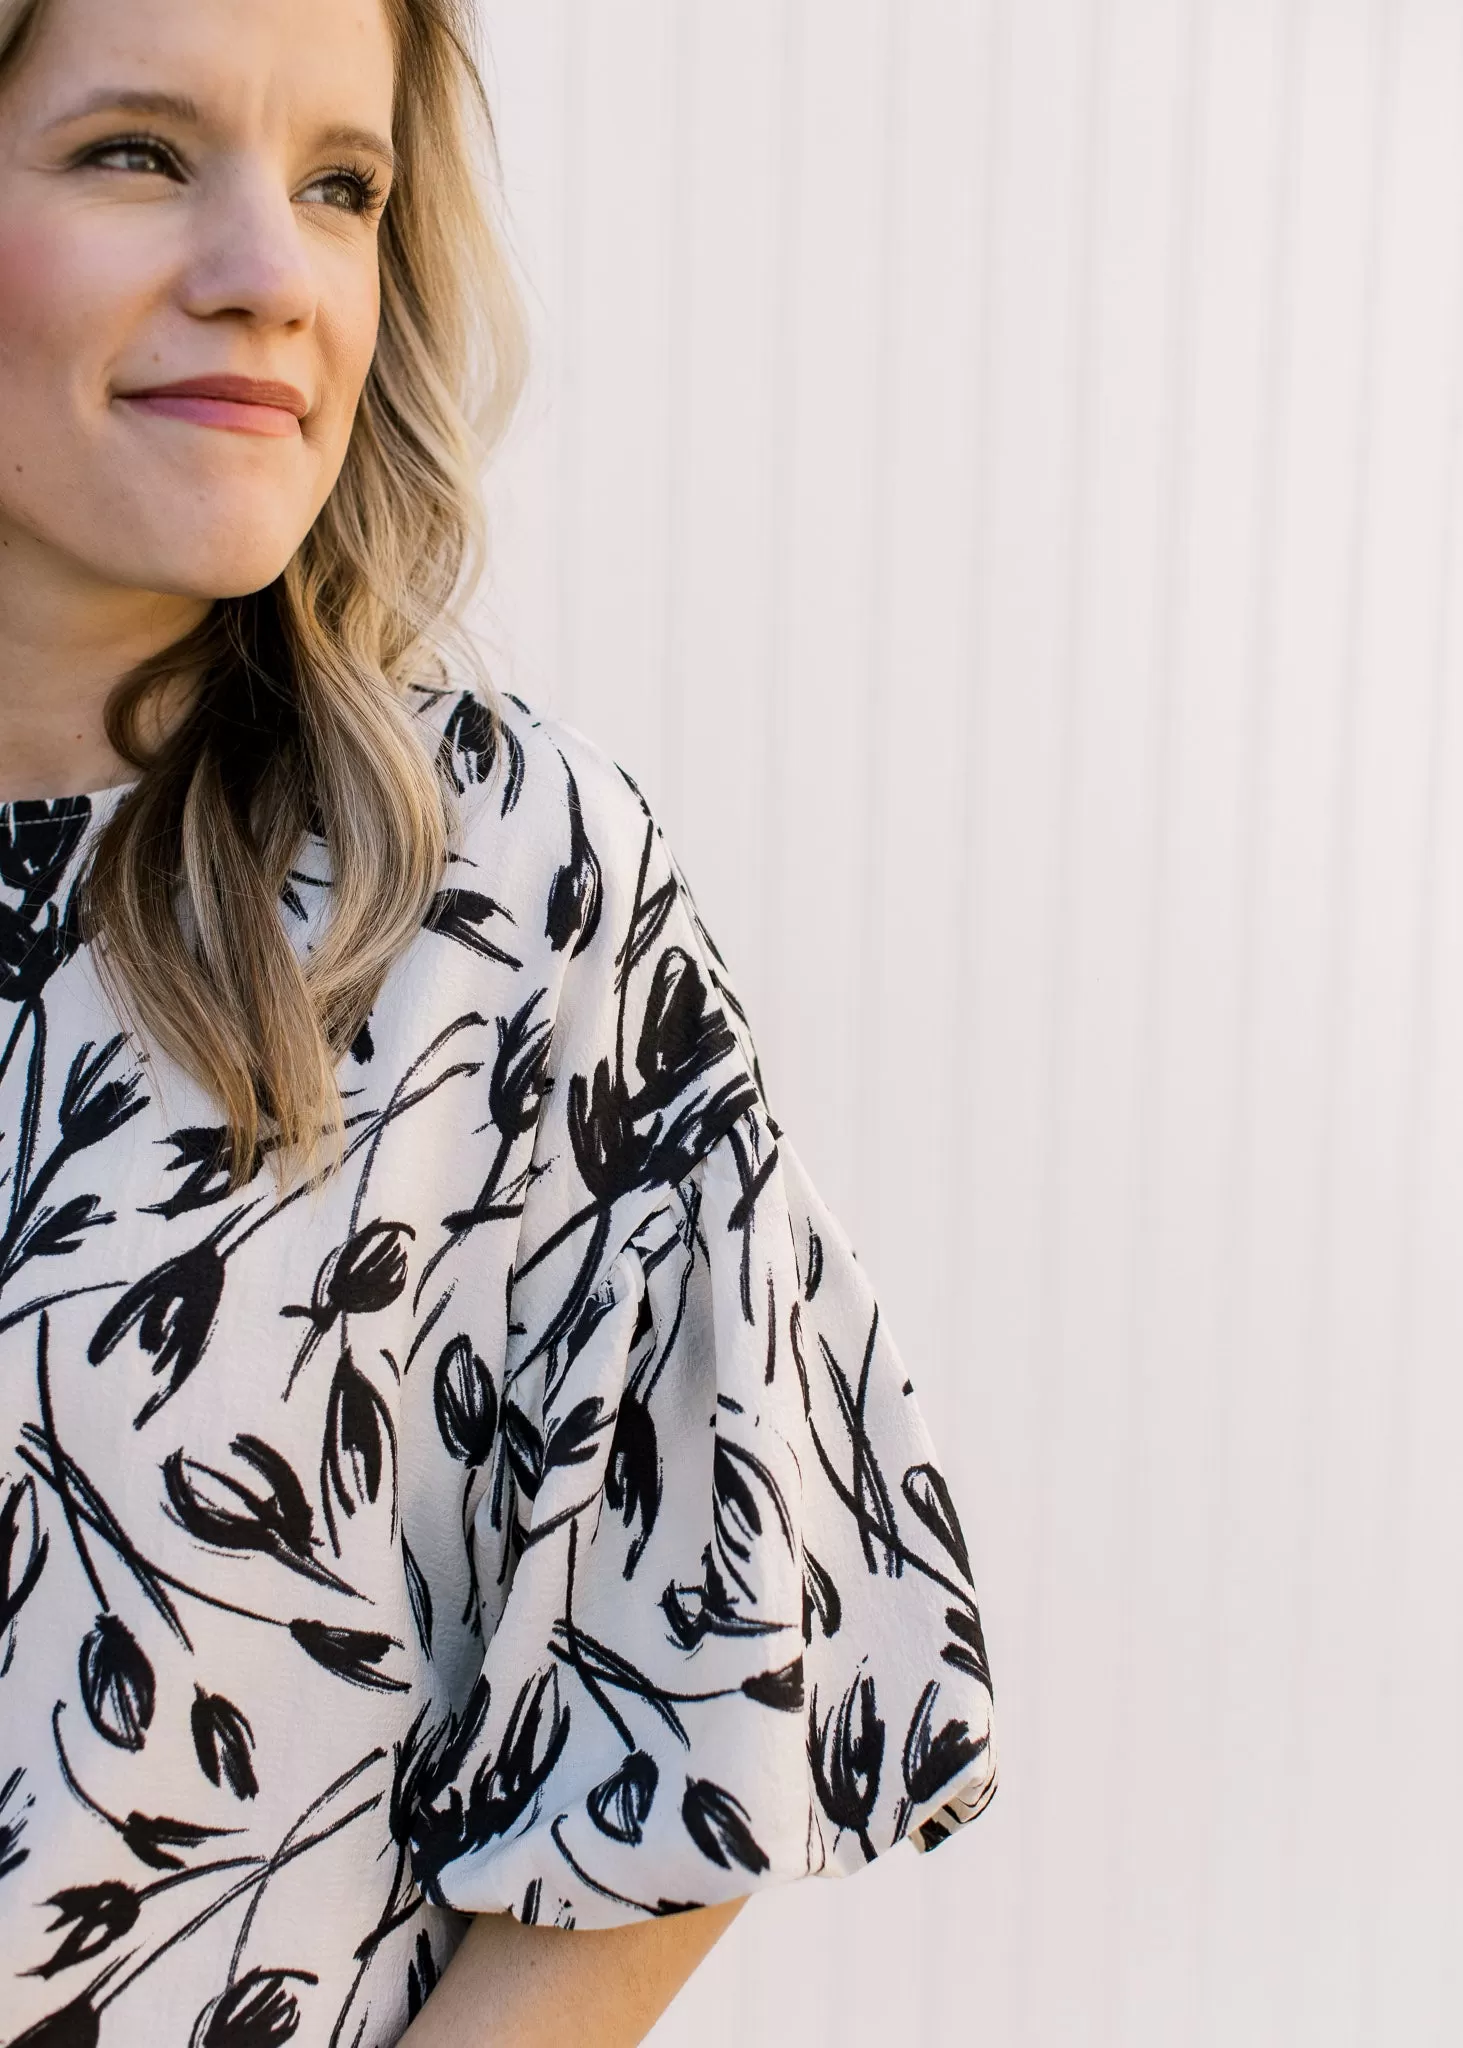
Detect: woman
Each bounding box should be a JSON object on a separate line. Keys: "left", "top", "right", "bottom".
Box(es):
{"left": 0, "top": 0, "right": 997, "bottom": 2039}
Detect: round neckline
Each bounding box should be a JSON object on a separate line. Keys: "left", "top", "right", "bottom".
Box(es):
{"left": 0, "top": 778, "right": 138, "bottom": 813}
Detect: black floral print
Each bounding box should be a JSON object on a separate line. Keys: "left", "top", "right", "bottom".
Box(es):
{"left": 0, "top": 691, "right": 996, "bottom": 2044}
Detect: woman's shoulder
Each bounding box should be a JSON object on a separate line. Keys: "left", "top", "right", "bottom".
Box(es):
{"left": 416, "top": 680, "right": 654, "bottom": 872}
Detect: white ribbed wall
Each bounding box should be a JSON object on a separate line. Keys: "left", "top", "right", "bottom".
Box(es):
{"left": 469, "top": 4, "right": 1463, "bottom": 2042}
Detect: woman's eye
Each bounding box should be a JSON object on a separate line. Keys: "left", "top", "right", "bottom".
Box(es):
{"left": 300, "top": 169, "right": 383, "bottom": 217}
{"left": 84, "top": 137, "right": 181, "bottom": 179}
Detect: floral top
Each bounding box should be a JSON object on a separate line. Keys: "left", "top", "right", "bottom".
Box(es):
{"left": 0, "top": 688, "right": 996, "bottom": 2046}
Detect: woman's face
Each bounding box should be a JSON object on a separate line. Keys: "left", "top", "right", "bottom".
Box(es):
{"left": 0, "top": 0, "right": 396, "bottom": 602}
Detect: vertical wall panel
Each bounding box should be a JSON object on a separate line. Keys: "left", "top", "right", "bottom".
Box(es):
{"left": 470, "top": 4, "right": 1463, "bottom": 2041}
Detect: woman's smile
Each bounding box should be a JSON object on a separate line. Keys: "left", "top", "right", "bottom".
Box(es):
{"left": 115, "top": 371, "right": 309, "bottom": 437}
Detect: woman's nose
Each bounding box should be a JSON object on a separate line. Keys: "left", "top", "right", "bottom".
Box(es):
{"left": 177, "top": 174, "right": 318, "bottom": 331}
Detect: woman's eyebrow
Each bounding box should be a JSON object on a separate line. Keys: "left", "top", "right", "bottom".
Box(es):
{"left": 44, "top": 87, "right": 395, "bottom": 171}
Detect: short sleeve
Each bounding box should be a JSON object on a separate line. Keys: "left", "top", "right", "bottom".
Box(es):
{"left": 403, "top": 740, "right": 996, "bottom": 1927}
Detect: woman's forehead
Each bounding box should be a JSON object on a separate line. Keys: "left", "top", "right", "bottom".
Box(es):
{"left": 9, "top": 0, "right": 397, "bottom": 135}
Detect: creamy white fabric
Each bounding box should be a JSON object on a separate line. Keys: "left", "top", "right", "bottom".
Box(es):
{"left": 0, "top": 689, "right": 995, "bottom": 2044}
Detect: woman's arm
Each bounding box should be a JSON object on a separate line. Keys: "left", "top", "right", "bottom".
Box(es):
{"left": 398, "top": 1899, "right": 747, "bottom": 2048}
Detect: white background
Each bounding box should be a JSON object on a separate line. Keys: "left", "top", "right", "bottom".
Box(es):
{"left": 469, "top": 3, "right": 1463, "bottom": 2042}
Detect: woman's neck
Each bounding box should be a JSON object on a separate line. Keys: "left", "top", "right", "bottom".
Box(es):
{"left": 0, "top": 528, "right": 208, "bottom": 800}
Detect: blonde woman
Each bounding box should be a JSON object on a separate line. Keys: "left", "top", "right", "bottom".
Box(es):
{"left": 0, "top": 0, "right": 997, "bottom": 2040}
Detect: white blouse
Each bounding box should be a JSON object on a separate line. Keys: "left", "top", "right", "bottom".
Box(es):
{"left": 0, "top": 687, "right": 996, "bottom": 2045}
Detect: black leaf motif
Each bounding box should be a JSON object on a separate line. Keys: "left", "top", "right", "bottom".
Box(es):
{"left": 433, "top": 1336, "right": 498, "bottom": 1466}
{"left": 587, "top": 1749, "right": 658, "bottom": 1845}
{"left": 425, "top": 889, "right": 521, "bottom": 969}
{"left": 191, "top": 1687, "right": 257, "bottom": 1800}
{"left": 188, "top": 1967, "right": 319, "bottom": 2047}
{"left": 402, "top": 1534, "right": 434, "bottom": 1655}
{"left": 163, "top": 1435, "right": 352, "bottom": 1593}
{"left": 901, "top": 1679, "right": 988, "bottom": 1808}
{"left": 321, "top": 1352, "right": 397, "bottom": 1551}
{"left": 78, "top": 1614, "right": 154, "bottom": 1752}
{"left": 89, "top": 1228, "right": 229, "bottom": 1429}
{"left": 29, "top": 1881, "right": 141, "bottom": 1979}
{"left": 288, "top": 1619, "right": 408, "bottom": 1692}
{"left": 901, "top": 1462, "right": 973, "bottom": 1583}
{"left": 680, "top": 1778, "right": 770, "bottom": 1875}
{"left": 501, "top": 1402, "right": 545, "bottom": 1500}
{"left": 604, "top": 1389, "right": 660, "bottom": 1579}
{"left": 808, "top": 1673, "right": 885, "bottom": 1861}
{"left": 740, "top": 1655, "right": 805, "bottom": 1712}
{"left": 0, "top": 1474, "right": 48, "bottom": 1642}
{"left": 544, "top": 762, "right": 602, "bottom": 958}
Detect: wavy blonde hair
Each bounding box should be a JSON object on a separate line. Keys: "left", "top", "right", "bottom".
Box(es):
{"left": 0, "top": 0, "right": 528, "bottom": 1183}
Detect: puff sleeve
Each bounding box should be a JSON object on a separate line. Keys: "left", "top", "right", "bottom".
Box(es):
{"left": 404, "top": 746, "right": 997, "bottom": 1928}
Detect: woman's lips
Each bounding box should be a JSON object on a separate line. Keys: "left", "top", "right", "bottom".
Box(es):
{"left": 116, "top": 375, "right": 309, "bottom": 439}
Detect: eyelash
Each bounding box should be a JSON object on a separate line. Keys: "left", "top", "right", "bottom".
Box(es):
{"left": 78, "top": 134, "right": 386, "bottom": 217}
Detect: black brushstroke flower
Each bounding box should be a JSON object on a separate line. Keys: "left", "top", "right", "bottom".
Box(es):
{"left": 163, "top": 1435, "right": 352, "bottom": 1593}
{"left": 741, "top": 1655, "right": 805, "bottom": 1712}
{"left": 659, "top": 1543, "right": 785, "bottom": 1651}
{"left": 808, "top": 1672, "right": 885, "bottom": 1862}
{"left": 425, "top": 888, "right": 521, "bottom": 969}
{"left": 489, "top": 990, "right": 553, "bottom": 1139}
{"left": 433, "top": 1336, "right": 498, "bottom": 1466}
{"left": 191, "top": 1687, "right": 257, "bottom": 1800}
{"left": 456, "top": 1668, "right": 571, "bottom": 1851}
{"left": 78, "top": 1613, "right": 154, "bottom": 1751}
{"left": 143, "top": 1127, "right": 256, "bottom": 1219}
{"left": 281, "top": 1221, "right": 414, "bottom": 1393}
{"left": 288, "top": 1619, "right": 409, "bottom": 1693}
{"left": 680, "top": 1778, "right": 770, "bottom": 1875}
{"left": 12, "top": 1193, "right": 113, "bottom": 1265}
{"left": 27, "top": 1881, "right": 141, "bottom": 1979}
{"left": 321, "top": 1352, "right": 397, "bottom": 1552}
{"left": 604, "top": 1389, "right": 660, "bottom": 1580}
{"left": 0, "top": 892, "right": 85, "bottom": 1005}
{"left": 634, "top": 948, "right": 736, "bottom": 1112}
{"left": 89, "top": 1223, "right": 231, "bottom": 1428}
{"left": 900, "top": 1680, "right": 988, "bottom": 1816}
{"left": 188, "top": 1967, "right": 320, "bottom": 2047}
{"left": 57, "top": 1037, "right": 148, "bottom": 1154}
{"left": 941, "top": 1602, "right": 992, "bottom": 1691}
{"left": 901, "top": 1461, "right": 973, "bottom": 1583}
{"left": 588, "top": 1750, "right": 658, "bottom": 1845}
